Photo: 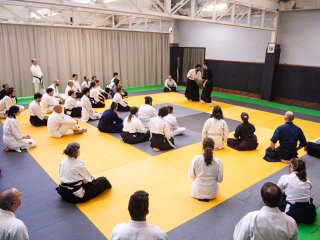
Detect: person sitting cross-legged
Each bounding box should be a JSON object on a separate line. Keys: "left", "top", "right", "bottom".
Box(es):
{"left": 98, "top": 102, "right": 123, "bottom": 133}
{"left": 56, "top": 142, "right": 111, "bottom": 204}
{"left": 81, "top": 87, "right": 101, "bottom": 122}
{"left": 64, "top": 90, "right": 82, "bottom": 118}
{"left": 28, "top": 92, "right": 48, "bottom": 126}
{"left": 163, "top": 105, "right": 186, "bottom": 136}
{"left": 110, "top": 190, "right": 168, "bottom": 240}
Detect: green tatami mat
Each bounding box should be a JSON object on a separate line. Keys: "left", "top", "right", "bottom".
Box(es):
{"left": 298, "top": 208, "right": 320, "bottom": 240}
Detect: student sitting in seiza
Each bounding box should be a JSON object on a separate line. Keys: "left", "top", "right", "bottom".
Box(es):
{"left": 80, "top": 87, "right": 101, "bottom": 122}
{"left": 98, "top": 102, "right": 123, "bottom": 133}
{"left": 227, "top": 112, "right": 258, "bottom": 151}
{"left": 47, "top": 105, "right": 87, "bottom": 138}
{"left": 0, "top": 87, "right": 24, "bottom": 119}
{"left": 28, "top": 92, "right": 48, "bottom": 126}
{"left": 264, "top": 111, "right": 307, "bottom": 163}
{"left": 189, "top": 138, "right": 223, "bottom": 202}
{"left": 149, "top": 106, "right": 175, "bottom": 152}
{"left": 138, "top": 96, "right": 157, "bottom": 130}
{"left": 120, "top": 107, "right": 150, "bottom": 144}
{"left": 305, "top": 137, "right": 320, "bottom": 159}
{"left": 56, "top": 142, "right": 112, "bottom": 204}
{"left": 202, "top": 105, "right": 229, "bottom": 150}
{"left": 40, "top": 88, "right": 59, "bottom": 114}
{"left": 163, "top": 75, "right": 178, "bottom": 92}
{"left": 64, "top": 90, "right": 82, "bottom": 118}
{"left": 95, "top": 79, "right": 109, "bottom": 99}
{"left": 113, "top": 87, "right": 130, "bottom": 112}
{"left": 3, "top": 106, "right": 36, "bottom": 152}
{"left": 71, "top": 73, "right": 83, "bottom": 98}
{"left": 90, "top": 80, "right": 105, "bottom": 108}
{"left": 163, "top": 105, "right": 186, "bottom": 136}
{"left": 277, "top": 158, "right": 317, "bottom": 224}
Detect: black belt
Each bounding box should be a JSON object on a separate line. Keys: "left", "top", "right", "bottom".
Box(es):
{"left": 60, "top": 180, "right": 84, "bottom": 193}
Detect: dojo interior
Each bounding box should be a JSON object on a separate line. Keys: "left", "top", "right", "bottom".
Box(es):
{"left": 0, "top": 1, "right": 320, "bottom": 240}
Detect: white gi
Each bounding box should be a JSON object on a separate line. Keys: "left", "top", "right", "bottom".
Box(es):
{"left": 0, "top": 209, "right": 29, "bottom": 240}
{"left": 111, "top": 220, "right": 168, "bottom": 240}
{"left": 233, "top": 206, "right": 297, "bottom": 240}
{"left": 59, "top": 156, "right": 95, "bottom": 198}
{"left": 164, "top": 79, "right": 177, "bottom": 88}
{"left": 3, "top": 117, "right": 36, "bottom": 152}
{"left": 187, "top": 69, "right": 202, "bottom": 80}
{"left": 90, "top": 88, "right": 102, "bottom": 103}
{"left": 138, "top": 104, "right": 157, "bottom": 129}
{"left": 48, "top": 84, "right": 65, "bottom": 100}
{"left": 40, "top": 94, "right": 59, "bottom": 114}
{"left": 64, "top": 97, "right": 81, "bottom": 112}
{"left": 202, "top": 118, "right": 229, "bottom": 150}
{"left": 28, "top": 100, "right": 45, "bottom": 120}
{"left": 80, "top": 95, "right": 101, "bottom": 122}
{"left": 47, "top": 112, "right": 79, "bottom": 138}
{"left": 30, "top": 64, "right": 44, "bottom": 94}
{"left": 65, "top": 85, "right": 77, "bottom": 96}
{"left": 164, "top": 114, "right": 186, "bottom": 136}
{"left": 113, "top": 92, "right": 127, "bottom": 107}
{"left": 123, "top": 115, "right": 147, "bottom": 133}
{"left": 81, "top": 81, "right": 90, "bottom": 90}
{"left": 277, "top": 172, "right": 312, "bottom": 205}
{"left": 149, "top": 116, "right": 172, "bottom": 140}
{"left": 0, "top": 96, "right": 25, "bottom": 118}
{"left": 72, "top": 80, "right": 81, "bottom": 92}
{"left": 189, "top": 155, "right": 223, "bottom": 199}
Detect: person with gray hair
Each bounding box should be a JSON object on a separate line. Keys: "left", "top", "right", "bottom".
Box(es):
{"left": 56, "top": 142, "right": 112, "bottom": 203}
{"left": 264, "top": 111, "right": 307, "bottom": 163}
{"left": 0, "top": 188, "right": 29, "bottom": 240}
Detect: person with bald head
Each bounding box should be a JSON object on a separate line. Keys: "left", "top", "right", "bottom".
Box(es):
{"left": 0, "top": 188, "right": 29, "bottom": 240}
{"left": 233, "top": 182, "right": 297, "bottom": 240}
{"left": 264, "top": 111, "right": 307, "bottom": 163}
{"left": 47, "top": 105, "right": 87, "bottom": 138}
{"left": 30, "top": 58, "right": 44, "bottom": 94}
{"left": 48, "top": 79, "right": 65, "bottom": 104}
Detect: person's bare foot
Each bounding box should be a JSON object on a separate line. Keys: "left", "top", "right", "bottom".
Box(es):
{"left": 209, "top": 103, "right": 213, "bottom": 107}
{"left": 152, "top": 148, "right": 160, "bottom": 152}
{"left": 74, "top": 129, "right": 87, "bottom": 135}
{"left": 200, "top": 101, "right": 206, "bottom": 104}
{"left": 281, "top": 159, "right": 290, "bottom": 164}
{"left": 3, "top": 147, "right": 12, "bottom": 152}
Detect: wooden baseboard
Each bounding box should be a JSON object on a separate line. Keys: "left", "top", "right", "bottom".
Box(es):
{"left": 274, "top": 97, "right": 320, "bottom": 109}
{"left": 213, "top": 87, "right": 260, "bottom": 99}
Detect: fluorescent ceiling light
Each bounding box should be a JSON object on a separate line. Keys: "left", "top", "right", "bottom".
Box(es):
{"left": 203, "top": 3, "right": 228, "bottom": 12}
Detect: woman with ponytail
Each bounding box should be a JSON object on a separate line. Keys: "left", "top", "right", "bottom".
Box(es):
{"left": 227, "top": 112, "right": 258, "bottom": 151}
{"left": 120, "top": 106, "right": 150, "bottom": 144}
{"left": 3, "top": 106, "right": 36, "bottom": 152}
{"left": 277, "top": 158, "right": 316, "bottom": 223}
{"left": 188, "top": 138, "right": 223, "bottom": 201}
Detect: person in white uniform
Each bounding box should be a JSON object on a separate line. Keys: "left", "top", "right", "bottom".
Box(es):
{"left": 149, "top": 107, "right": 175, "bottom": 152}
{"left": 71, "top": 74, "right": 83, "bottom": 98}
{"left": 0, "top": 188, "right": 29, "bottom": 240}
{"left": 40, "top": 88, "right": 59, "bottom": 114}
{"left": 81, "top": 87, "right": 101, "bottom": 122}
{"left": 277, "top": 158, "right": 316, "bottom": 224}
{"left": 0, "top": 88, "right": 24, "bottom": 119}
{"left": 64, "top": 90, "right": 82, "bottom": 118}
{"left": 56, "top": 142, "right": 112, "bottom": 204}
{"left": 30, "top": 58, "right": 44, "bottom": 94}
{"left": 28, "top": 93, "right": 48, "bottom": 126}
{"left": 233, "top": 182, "right": 297, "bottom": 240}
{"left": 48, "top": 79, "right": 65, "bottom": 103}
{"left": 81, "top": 76, "right": 91, "bottom": 90}
{"left": 90, "top": 80, "right": 105, "bottom": 108}
{"left": 164, "top": 105, "right": 186, "bottom": 136}
{"left": 189, "top": 138, "right": 223, "bottom": 201}
{"left": 65, "top": 80, "right": 77, "bottom": 96}
{"left": 47, "top": 105, "right": 87, "bottom": 138}
{"left": 3, "top": 106, "right": 36, "bottom": 152}
{"left": 110, "top": 190, "right": 168, "bottom": 240}
{"left": 120, "top": 107, "right": 150, "bottom": 144}
{"left": 138, "top": 96, "right": 157, "bottom": 130}
{"left": 113, "top": 87, "right": 130, "bottom": 112}
{"left": 185, "top": 64, "right": 202, "bottom": 101}
{"left": 202, "top": 105, "right": 229, "bottom": 150}
{"left": 163, "top": 75, "right": 178, "bottom": 92}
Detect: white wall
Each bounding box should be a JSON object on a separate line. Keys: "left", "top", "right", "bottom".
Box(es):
{"left": 175, "top": 20, "right": 272, "bottom": 62}
{"left": 279, "top": 10, "right": 320, "bottom": 66}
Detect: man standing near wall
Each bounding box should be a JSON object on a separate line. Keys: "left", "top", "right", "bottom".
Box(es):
{"left": 30, "top": 59, "right": 45, "bottom": 94}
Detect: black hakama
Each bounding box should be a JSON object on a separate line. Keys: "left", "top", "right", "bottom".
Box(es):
{"left": 163, "top": 86, "right": 177, "bottom": 92}
{"left": 306, "top": 142, "right": 320, "bottom": 158}
{"left": 200, "top": 82, "right": 213, "bottom": 103}
{"left": 29, "top": 116, "right": 47, "bottom": 126}
{"left": 120, "top": 131, "right": 150, "bottom": 144}
{"left": 227, "top": 135, "right": 258, "bottom": 151}
{"left": 263, "top": 146, "right": 298, "bottom": 162}
{"left": 184, "top": 79, "right": 199, "bottom": 101}
{"left": 98, "top": 122, "right": 123, "bottom": 133}
{"left": 64, "top": 107, "right": 82, "bottom": 118}
{"left": 150, "top": 133, "right": 175, "bottom": 150}
{"left": 117, "top": 104, "right": 130, "bottom": 112}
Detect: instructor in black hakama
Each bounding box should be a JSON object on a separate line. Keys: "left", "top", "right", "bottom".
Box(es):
{"left": 201, "top": 62, "right": 213, "bottom": 105}
{"left": 185, "top": 64, "right": 202, "bottom": 101}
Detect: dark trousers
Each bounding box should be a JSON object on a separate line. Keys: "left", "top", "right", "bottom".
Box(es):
{"left": 185, "top": 79, "right": 199, "bottom": 101}
{"left": 64, "top": 107, "right": 82, "bottom": 118}
{"left": 76, "top": 92, "right": 83, "bottom": 98}
{"left": 306, "top": 142, "right": 320, "bottom": 158}
{"left": 56, "top": 177, "right": 111, "bottom": 204}
{"left": 227, "top": 135, "right": 258, "bottom": 151}
{"left": 200, "top": 83, "right": 213, "bottom": 103}
{"left": 163, "top": 87, "right": 177, "bottom": 92}
{"left": 29, "top": 116, "right": 47, "bottom": 126}
{"left": 98, "top": 123, "right": 123, "bottom": 133}
{"left": 120, "top": 131, "right": 150, "bottom": 144}
{"left": 150, "top": 133, "right": 175, "bottom": 150}
{"left": 263, "top": 146, "right": 298, "bottom": 162}
{"left": 92, "top": 101, "right": 105, "bottom": 108}
{"left": 117, "top": 104, "right": 130, "bottom": 112}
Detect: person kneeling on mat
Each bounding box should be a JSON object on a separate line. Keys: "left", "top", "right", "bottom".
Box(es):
{"left": 305, "top": 137, "right": 320, "bottom": 159}
{"left": 56, "top": 142, "right": 111, "bottom": 204}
